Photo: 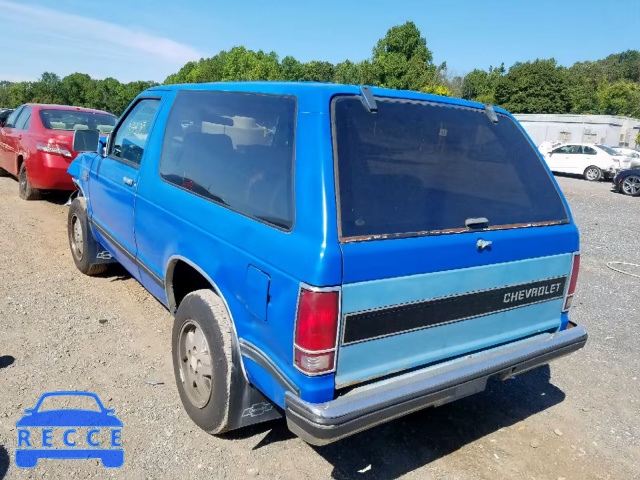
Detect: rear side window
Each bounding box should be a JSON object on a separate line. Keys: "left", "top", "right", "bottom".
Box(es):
{"left": 332, "top": 96, "right": 569, "bottom": 240}
{"left": 159, "top": 90, "right": 296, "bottom": 230}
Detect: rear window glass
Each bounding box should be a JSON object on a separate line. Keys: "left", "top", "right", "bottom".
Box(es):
{"left": 39, "top": 110, "right": 116, "bottom": 133}
{"left": 332, "top": 96, "right": 569, "bottom": 240}
{"left": 595, "top": 144, "right": 619, "bottom": 156}
{"left": 159, "top": 91, "right": 296, "bottom": 230}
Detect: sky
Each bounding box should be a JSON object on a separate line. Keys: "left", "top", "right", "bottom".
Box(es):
{"left": 0, "top": 0, "right": 638, "bottom": 83}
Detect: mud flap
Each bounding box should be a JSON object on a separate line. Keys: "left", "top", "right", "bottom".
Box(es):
{"left": 86, "top": 224, "right": 117, "bottom": 265}
{"left": 226, "top": 336, "right": 283, "bottom": 430}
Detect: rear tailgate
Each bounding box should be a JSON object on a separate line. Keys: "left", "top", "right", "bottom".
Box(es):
{"left": 331, "top": 94, "right": 578, "bottom": 388}
{"left": 337, "top": 230, "right": 577, "bottom": 387}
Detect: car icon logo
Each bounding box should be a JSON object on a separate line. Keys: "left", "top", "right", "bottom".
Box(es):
{"left": 15, "top": 391, "right": 123, "bottom": 468}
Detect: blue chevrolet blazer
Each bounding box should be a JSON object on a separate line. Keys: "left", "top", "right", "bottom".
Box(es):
{"left": 67, "top": 82, "right": 587, "bottom": 445}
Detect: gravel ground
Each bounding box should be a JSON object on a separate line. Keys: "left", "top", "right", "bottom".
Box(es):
{"left": 0, "top": 174, "right": 638, "bottom": 479}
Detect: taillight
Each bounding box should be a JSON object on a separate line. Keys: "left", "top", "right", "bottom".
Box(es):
{"left": 563, "top": 253, "right": 580, "bottom": 311}
{"left": 294, "top": 286, "right": 340, "bottom": 375}
{"left": 37, "top": 140, "right": 72, "bottom": 158}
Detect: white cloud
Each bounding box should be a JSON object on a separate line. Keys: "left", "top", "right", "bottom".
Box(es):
{"left": 0, "top": 0, "right": 203, "bottom": 66}
{"left": 0, "top": 73, "right": 37, "bottom": 82}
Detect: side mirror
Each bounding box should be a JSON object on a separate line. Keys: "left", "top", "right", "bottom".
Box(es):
{"left": 72, "top": 129, "right": 100, "bottom": 153}
{"left": 98, "top": 135, "right": 109, "bottom": 156}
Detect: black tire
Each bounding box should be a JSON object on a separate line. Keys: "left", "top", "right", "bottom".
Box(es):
{"left": 172, "top": 289, "right": 234, "bottom": 434}
{"left": 18, "top": 163, "right": 41, "bottom": 200}
{"left": 67, "top": 198, "right": 108, "bottom": 276}
{"left": 583, "top": 166, "right": 602, "bottom": 182}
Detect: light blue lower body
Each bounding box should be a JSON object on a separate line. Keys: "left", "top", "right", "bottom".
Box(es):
{"left": 336, "top": 253, "right": 573, "bottom": 387}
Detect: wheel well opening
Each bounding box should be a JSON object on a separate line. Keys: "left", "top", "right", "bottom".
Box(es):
{"left": 17, "top": 155, "right": 23, "bottom": 171}
{"left": 170, "top": 261, "right": 214, "bottom": 309}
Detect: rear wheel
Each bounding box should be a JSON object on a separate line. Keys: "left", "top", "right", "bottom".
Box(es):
{"left": 583, "top": 166, "right": 602, "bottom": 181}
{"left": 67, "top": 198, "right": 108, "bottom": 275}
{"left": 18, "top": 164, "right": 41, "bottom": 200}
{"left": 172, "top": 289, "right": 234, "bottom": 434}
{"left": 621, "top": 175, "right": 640, "bottom": 196}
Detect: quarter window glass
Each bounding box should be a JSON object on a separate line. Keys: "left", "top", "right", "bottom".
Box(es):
{"left": 15, "top": 107, "right": 31, "bottom": 130}
{"left": 110, "top": 99, "right": 160, "bottom": 166}
{"left": 4, "top": 107, "right": 23, "bottom": 128}
{"left": 596, "top": 144, "right": 619, "bottom": 156}
{"left": 159, "top": 91, "right": 296, "bottom": 230}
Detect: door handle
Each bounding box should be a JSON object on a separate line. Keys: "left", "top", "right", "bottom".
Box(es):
{"left": 123, "top": 177, "right": 134, "bottom": 186}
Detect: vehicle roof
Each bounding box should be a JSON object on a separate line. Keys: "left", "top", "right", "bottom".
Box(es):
{"left": 559, "top": 142, "right": 608, "bottom": 147}
{"left": 25, "top": 103, "right": 115, "bottom": 116}
{"left": 147, "top": 81, "right": 506, "bottom": 115}
{"left": 37, "top": 390, "right": 101, "bottom": 398}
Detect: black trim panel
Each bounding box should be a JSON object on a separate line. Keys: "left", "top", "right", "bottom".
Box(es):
{"left": 342, "top": 276, "right": 567, "bottom": 345}
{"left": 90, "top": 220, "right": 164, "bottom": 287}
{"left": 239, "top": 339, "right": 300, "bottom": 396}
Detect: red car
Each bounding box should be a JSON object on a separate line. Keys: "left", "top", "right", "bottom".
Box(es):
{"left": 0, "top": 104, "right": 117, "bottom": 199}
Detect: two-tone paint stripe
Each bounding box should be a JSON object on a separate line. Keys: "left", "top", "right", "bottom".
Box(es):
{"left": 342, "top": 276, "right": 567, "bottom": 345}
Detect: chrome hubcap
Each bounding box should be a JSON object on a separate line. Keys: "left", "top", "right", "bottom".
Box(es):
{"left": 178, "top": 320, "right": 213, "bottom": 408}
{"left": 71, "top": 215, "right": 84, "bottom": 260}
{"left": 622, "top": 176, "right": 640, "bottom": 195}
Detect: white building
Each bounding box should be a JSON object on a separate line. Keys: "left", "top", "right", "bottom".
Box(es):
{"left": 514, "top": 114, "right": 640, "bottom": 149}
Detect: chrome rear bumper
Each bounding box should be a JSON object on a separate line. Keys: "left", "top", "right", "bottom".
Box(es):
{"left": 285, "top": 324, "right": 587, "bottom": 445}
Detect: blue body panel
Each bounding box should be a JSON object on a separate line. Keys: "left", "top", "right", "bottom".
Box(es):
{"left": 88, "top": 157, "right": 141, "bottom": 277}
{"left": 68, "top": 82, "right": 579, "bottom": 408}
{"left": 614, "top": 168, "right": 640, "bottom": 184}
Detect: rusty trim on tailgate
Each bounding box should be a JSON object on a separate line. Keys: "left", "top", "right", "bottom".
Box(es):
{"left": 340, "top": 220, "right": 568, "bottom": 244}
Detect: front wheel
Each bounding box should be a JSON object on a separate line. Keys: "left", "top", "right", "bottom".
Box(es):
{"left": 583, "top": 166, "right": 602, "bottom": 181}
{"left": 18, "top": 164, "right": 41, "bottom": 200}
{"left": 67, "top": 198, "right": 108, "bottom": 276}
{"left": 172, "top": 289, "right": 234, "bottom": 434}
{"left": 621, "top": 175, "right": 640, "bottom": 196}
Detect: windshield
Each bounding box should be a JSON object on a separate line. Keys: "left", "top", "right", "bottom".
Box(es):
{"left": 40, "top": 109, "right": 116, "bottom": 133}
{"left": 37, "top": 395, "right": 101, "bottom": 412}
{"left": 332, "top": 96, "right": 569, "bottom": 240}
{"left": 596, "top": 144, "right": 619, "bottom": 156}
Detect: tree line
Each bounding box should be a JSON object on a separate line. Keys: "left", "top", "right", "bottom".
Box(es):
{"left": 1, "top": 22, "right": 638, "bottom": 119}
